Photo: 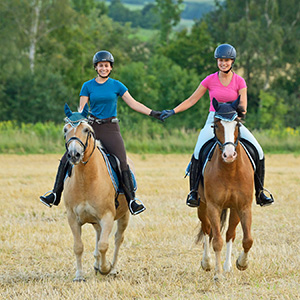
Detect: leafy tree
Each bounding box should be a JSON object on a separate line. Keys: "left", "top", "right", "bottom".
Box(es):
{"left": 0, "top": 0, "right": 75, "bottom": 73}
{"left": 258, "top": 90, "right": 288, "bottom": 129}
{"left": 2, "top": 67, "right": 70, "bottom": 123}
{"left": 161, "top": 20, "right": 215, "bottom": 76}
{"left": 154, "top": 0, "right": 184, "bottom": 44}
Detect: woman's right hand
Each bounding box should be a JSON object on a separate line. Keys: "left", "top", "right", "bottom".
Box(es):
{"left": 160, "top": 109, "right": 175, "bottom": 121}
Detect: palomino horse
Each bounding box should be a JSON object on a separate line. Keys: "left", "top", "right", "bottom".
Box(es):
{"left": 63, "top": 104, "right": 130, "bottom": 282}
{"left": 197, "top": 97, "right": 254, "bottom": 281}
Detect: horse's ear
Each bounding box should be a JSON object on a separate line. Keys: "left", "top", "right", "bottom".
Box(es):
{"left": 64, "top": 103, "right": 73, "bottom": 118}
{"left": 212, "top": 98, "right": 219, "bottom": 111}
{"left": 81, "top": 103, "right": 89, "bottom": 118}
{"left": 231, "top": 96, "right": 240, "bottom": 111}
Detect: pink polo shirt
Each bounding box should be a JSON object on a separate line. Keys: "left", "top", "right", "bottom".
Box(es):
{"left": 201, "top": 72, "right": 247, "bottom": 112}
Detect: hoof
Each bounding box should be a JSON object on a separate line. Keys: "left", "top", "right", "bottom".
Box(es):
{"left": 94, "top": 263, "right": 112, "bottom": 276}
{"left": 73, "top": 277, "right": 86, "bottom": 282}
{"left": 236, "top": 259, "right": 248, "bottom": 271}
{"left": 201, "top": 260, "right": 211, "bottom": 272}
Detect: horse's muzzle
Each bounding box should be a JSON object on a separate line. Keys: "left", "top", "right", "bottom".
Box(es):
{"left": 222, "top": 147, "right": 237, "bottom": 163}
{"left": 67, "top": 149, "right": 83, "bottom": 165}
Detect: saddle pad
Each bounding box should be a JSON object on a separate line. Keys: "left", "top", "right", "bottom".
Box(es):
{"left": 64, "top": 148, "right": 137, "bottom": 194}
{"left": 185, "top": 140, "right": 256, "bottom": 177}
{"left": 98, "top": 147, "right": 137, "bottom": 194}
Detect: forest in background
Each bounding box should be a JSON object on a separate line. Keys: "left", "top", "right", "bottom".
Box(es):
{"left": 0, "top": 0, "right": 299, "bottom": 138}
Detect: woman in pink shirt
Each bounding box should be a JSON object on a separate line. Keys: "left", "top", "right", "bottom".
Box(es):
{"left": 160, "top": 44, "right": 274, "bottom": 208}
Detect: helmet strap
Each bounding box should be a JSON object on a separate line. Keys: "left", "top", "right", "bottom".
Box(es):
{"left": 95, "top": 70, "right": 112, "bottom": 78}
{"left": 218, "top": 61, "right": 234, "bottom": 74}
{"left": 222, "top": 67, "right": 232, "bottom": 74}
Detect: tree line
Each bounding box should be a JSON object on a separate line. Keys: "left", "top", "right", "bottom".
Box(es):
{"left": 0, "top": 0, "right": 299, "bottom": 132}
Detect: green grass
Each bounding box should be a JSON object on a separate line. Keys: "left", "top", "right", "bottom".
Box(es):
{"left": 0, "top": 121, "right": 299, "bottom": 155}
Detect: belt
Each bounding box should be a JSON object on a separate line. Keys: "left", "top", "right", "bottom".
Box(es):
{"left": 88, "top": 116, "right": 119, "bottom": 125}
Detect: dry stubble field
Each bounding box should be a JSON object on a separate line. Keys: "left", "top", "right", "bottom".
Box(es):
{"left": 0, "top": 153, "right": 299, "bottom": 300}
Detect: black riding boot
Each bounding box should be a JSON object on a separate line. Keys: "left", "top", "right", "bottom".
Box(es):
{"left": 255, "top": 158, "right": 274, "bottom": 206}
{"left": 40, "top": 154, "right": 69, "bottom": 208}
{"left": 122, "top": 168, "right": 146, "bottom": 215}
{"left": 186, "top": 155, "right": 202, "bottom": 207}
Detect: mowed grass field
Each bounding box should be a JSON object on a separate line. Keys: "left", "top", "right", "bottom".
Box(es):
{"left": 0, "top": 153, "right": 299, "bottom": 299}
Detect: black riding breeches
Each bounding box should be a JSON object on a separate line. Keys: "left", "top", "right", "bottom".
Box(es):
{"left": 90, "top": 119, "right": 128, "bottom": 171}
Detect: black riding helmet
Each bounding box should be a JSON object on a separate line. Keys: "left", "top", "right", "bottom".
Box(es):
{"left": 93, "top": 50, "right": 114, "bottom": 67}
{"left": 214, "top": 44, "right": 236, "bottom": 61}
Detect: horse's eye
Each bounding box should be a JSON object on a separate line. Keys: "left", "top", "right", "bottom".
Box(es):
{"left": 83, "top": 127, "right": 89, "bottom": 134}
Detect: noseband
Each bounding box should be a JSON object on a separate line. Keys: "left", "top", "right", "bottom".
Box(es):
{"left": 214, "top": 119, "right": 241, "bottom": 151}
{"left": 65, "top": 123, "right": 96, "bottom": 165}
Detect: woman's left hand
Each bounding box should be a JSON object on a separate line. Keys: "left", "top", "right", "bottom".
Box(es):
{"left": 160, "top": 109, "right": 175, "bottom": 121}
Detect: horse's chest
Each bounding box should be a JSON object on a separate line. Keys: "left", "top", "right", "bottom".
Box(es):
{"left": 74, "top": 203, "right": 99, "bottom": 224}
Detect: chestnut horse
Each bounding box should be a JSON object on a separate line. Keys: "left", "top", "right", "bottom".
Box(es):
{"left": 197, "top": 98, "right": 254, "bottom": 281}
{"left": 63, "top": 104, "right": 130, "bottom": 282}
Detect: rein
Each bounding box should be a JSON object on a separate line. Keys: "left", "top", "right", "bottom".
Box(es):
{"left": 65, "top": 128, "right": 96, "bottom": 165}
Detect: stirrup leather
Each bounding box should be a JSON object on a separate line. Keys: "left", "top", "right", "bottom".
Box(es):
{"left": 129, "top": 198, "right": 146, "bottom": 215}
{"left": 40, "top": 190, "right": 57, "bottom": 208}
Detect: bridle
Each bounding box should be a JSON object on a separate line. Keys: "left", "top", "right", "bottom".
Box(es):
{"left": 213, "top": 118, "right": 241, "bottom": 152}
{"left": 65, "top": 122, "right": 96, "bottom": 165}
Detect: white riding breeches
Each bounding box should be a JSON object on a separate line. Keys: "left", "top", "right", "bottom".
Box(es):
{"left": 193, "top": 112, "right": 264, "bottom": 160}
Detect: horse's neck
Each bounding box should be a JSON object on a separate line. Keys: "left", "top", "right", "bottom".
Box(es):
{"left": 74, "top": 146, "right": 105, "bottom": 178}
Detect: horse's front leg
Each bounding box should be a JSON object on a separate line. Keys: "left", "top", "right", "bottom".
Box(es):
{"left": 92, "top": 223, "right": 102, "bottom": 273}
{"left": 201, "top": 234, "right": 213, "bottom": 271}
{"left": 67, "top": 212, "right": 85, "bottom": 282}
{"left": 198, "top": 204, "right": 213, "bottom": 271}
{"left": 224, "top": 208, "right": 240, "bottom": 273}
{"left": 236, "top": 207, "right": 253, "bottom": 271}
{"left": 207, "top": 204, "right": 223, "bottom": 281}
{"left": 97, "top": 213, "right": 114, "bottom": 275}
{"left": 110, "top": 211, "right": 130, "bottom": 275}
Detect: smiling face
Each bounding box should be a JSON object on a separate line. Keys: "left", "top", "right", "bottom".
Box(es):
{"left": 217, "top": 58, "right": 234, "bottom": 73}
{"left": 94, "top": 61, "right": 112, "bottom": 78}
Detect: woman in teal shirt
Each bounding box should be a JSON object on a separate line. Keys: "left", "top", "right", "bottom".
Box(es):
{"left": 40, "top": 50, "right": 161, "bottom": 215}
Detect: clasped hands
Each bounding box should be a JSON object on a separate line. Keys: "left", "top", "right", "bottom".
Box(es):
{"left": 149, "top": 109, "right": 175, "bottom": 122}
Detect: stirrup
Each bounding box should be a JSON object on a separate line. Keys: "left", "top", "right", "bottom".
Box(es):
{"left": 257, "top": 188, "right": 274, "bottom": 207}
{"left": 129, "top": 198, "right": 146, "bottom": 215}
{"left": 186, "top": 191, "right": 200, "bottom": 207}
{"left": 39, "top": 190, "right": 57, "bottom": 208}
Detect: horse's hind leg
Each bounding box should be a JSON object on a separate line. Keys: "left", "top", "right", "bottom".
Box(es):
{"left": 67, "top": 212, "right": 85, "bottom": 282}
{"left": 110, "top": 211, "right": 130, "bottom": 275}
{"left": 224, "top": 208, "right": 240, "bottom": 273}
{"left": 236, "top": 207, "right": 253, "bottom": 271}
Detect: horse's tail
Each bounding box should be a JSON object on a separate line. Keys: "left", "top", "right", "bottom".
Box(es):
{"left": 220, "top": 208, "right": 229, "bottom": 234}
{"left": 196, "top": 208, "right": 228, "bottom": 244}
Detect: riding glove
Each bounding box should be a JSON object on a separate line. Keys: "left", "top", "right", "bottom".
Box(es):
{"left": 160, "top": 109, "right": 175, "bottom": 121}
{"left": 149, "top": 110, "right": 162, "bottom": 120}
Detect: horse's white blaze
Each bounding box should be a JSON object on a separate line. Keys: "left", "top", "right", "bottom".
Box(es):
{"left": 220, "top": 120, "right": 237, "bottom": 162}
{"left": 224, "top": 239, "right": 233, "bottom": 272}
